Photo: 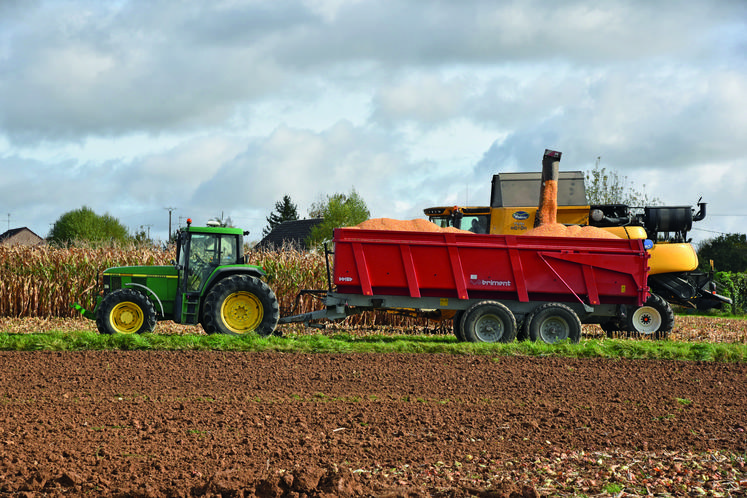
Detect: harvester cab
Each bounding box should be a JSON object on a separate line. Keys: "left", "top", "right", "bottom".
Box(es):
{"left": 74, "top": 219, "right": 280, "bottom": 336}
{"left": 424, "top": 166, "right": 730, "bottom": 313}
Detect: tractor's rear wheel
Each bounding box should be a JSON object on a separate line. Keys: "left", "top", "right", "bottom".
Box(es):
{"left": 202, "top": 275, "right": 279, "bottom": 336}
{"left": 96, "top": 289, "right": 156, "bottom": 335}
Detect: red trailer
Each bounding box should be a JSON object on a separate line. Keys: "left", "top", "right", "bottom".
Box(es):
{"left": 280, "top": 228, "right": 651, "bottom": 343}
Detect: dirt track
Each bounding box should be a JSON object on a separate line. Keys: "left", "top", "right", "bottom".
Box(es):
{"left": 0, "top": 351, "right": 745, "bottom": 497}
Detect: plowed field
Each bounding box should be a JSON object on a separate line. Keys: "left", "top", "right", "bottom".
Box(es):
{"left": 1, "top": 350, "right": 745, "bottom": 497}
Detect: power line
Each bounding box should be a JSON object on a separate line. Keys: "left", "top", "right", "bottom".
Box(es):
{"left": 691, "top": 227, "right": 735, "bottom": 236}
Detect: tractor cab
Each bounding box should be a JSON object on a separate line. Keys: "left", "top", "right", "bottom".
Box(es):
{"left": 172, "top": 220, "right": 250, "bottom": 325}
{"left": 176, "top": 223, "right": 244, "bottom": 293}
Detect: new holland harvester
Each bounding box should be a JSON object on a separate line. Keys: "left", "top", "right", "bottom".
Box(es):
{"left": 424, "top": 150, "right": 730, "bottom": 337}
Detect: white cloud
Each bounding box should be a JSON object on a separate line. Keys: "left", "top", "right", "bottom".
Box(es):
{"left": 372, "top": 74, "right": 467, "bottom": 125}
{"left": 0, "top": 0, "right": 744, "bottom": 245}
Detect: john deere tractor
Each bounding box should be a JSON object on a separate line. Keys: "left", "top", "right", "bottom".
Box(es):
{"left": 74, "top": 220, "right": 279, "bottom": 335}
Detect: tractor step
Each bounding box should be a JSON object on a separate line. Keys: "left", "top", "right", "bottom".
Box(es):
{"left": 182, "top": 294, "right": 201, "bottom": 324}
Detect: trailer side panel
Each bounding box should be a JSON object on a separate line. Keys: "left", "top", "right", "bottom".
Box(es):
{"left": 332, "top": 229, "right": 649, "bottom": 307}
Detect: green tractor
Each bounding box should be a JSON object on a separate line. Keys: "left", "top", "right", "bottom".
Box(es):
{"left": 74, "top": 220, "right": 279, "bottom": 336}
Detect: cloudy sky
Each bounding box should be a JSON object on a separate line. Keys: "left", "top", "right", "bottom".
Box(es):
{"left": 1, "top": 0, "right": 745, "bottom": 244}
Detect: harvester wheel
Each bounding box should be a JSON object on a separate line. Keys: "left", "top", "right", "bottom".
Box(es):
{"left": 452, "top": 310, "right": 465, "bottom": 342}
{"left": 526, "top": 303, "right": 581, "bottom": 344}
{"left": 96, "top": 289, "right": 156, "bottom": 335}
{"left": 202, "top": 275, "right": 279, "bottom": 336}
{"left": 625, "top": 293, "right": 674, "bottom": 340}
{"left": 460, "top": 301, "right": 517, "bottom": 343}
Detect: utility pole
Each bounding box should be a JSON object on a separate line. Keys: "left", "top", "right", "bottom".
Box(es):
{"left": 6, "top": 213, "right": 10, "bottom": 232}
{"left": 164, "top": 207, "right": 177, "bottom": 240}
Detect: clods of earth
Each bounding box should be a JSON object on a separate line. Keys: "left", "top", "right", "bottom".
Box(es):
{"left": 0, "top": 351, "right": 745, "bottom": 497}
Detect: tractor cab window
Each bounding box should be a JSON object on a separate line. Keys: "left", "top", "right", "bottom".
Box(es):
{"left": 218, "top": 235, "right": 238, "bottom": 265}
{"left": 184, "top": 233, "right": 240, "bottom": 292}
{"left": 187, "top": 234, "right": 216, "bottom": 291}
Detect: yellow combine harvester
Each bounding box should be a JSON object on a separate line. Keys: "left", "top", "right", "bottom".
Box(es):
{"left": 424, "top": 165, "right": 730, "bottom": 337}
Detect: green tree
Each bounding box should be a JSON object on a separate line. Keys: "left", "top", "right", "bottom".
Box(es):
{"left": 306, "top": 189, "right": 370, "bottom": 247}
{"left": 585, "top": 159, "right": 660, "bottom": 206}
{"left": 48, "top": 206, "right": 130, "bottom": 246}
{"left": 697, "top": 233, "right": 747, "bottom": 272}
{"left": 263, "top": 195, "right": 299, "bottom": 236}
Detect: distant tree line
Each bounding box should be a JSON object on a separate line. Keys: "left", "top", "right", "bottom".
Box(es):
{"left": 48, "top": 206, "right": 131, "bottom": 246}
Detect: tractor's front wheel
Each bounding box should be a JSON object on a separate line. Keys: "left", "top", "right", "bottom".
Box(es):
{"left": 96, "top": 289, "right": 157, "bottom": 335}
{"left": 202, "top": 275, "right": 279, "bottom": 336}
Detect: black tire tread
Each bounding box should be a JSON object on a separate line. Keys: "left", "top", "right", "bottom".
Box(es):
{"left": 202, "top": 274, "right": 279, "bottom": 336}
{"left": 527, "top": 302, "right": 581, "bottom": 344}
{"left": 460, "top": 300, "right": 517, "bottom": 343}
{"left": 452, "top": 310, "right": 465, "bottom": 342}
{"left": 95, "top": 288, "right": 157, "bottom": 335}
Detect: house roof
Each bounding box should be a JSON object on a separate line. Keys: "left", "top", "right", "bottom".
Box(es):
{"left": 255, "top": 219, "right": 323, "bottom": 250}
{"left": 0, "top": 227, "right": 44, "bottom": 245}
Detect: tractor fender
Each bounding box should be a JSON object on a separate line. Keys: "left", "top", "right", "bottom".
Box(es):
{"left": 124, "top": 282, "right": 166, "bottom": 318}
{"left": 201, "top": 267, "right": 267, "bottom": 299}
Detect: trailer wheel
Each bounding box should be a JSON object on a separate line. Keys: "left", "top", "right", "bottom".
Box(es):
{"left": 516, "top": 315, "right": 530, "bottom": 341}
{"left": 460, "top": 301, "right": 517, "bottom": 343}
{"left": 626, "top": 294, "right": 674, "bottom": 340}
{"left": 202, "top": 275, "right": 280, "bottom": 336}
{"left": 452, "top": 310, "right": 466, "bottom": 342}
{"left": 527, "top": 303, "right": 581, "bottom": 344}
{"left": 96, "top": 289, "right": 156, "bottom": 335}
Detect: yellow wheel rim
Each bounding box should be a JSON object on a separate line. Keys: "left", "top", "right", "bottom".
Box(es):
{"left": 221, "top": 291, "right": 263, "bottom": 334}
{"left": 110, "top": 302, "right": 144, "bottom": 334}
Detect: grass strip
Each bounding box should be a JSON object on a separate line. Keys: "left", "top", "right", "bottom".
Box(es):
{"left": 0, "top": 331, "right": 745, "bottom": 362}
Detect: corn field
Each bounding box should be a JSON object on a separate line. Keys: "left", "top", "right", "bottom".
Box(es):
{"left": 0, "top": 245, "right": 171, "bottom": 318}
{"left": 0, "top": 244, "right": 435, "bottom": 329}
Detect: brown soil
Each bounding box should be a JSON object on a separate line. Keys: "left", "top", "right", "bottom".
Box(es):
{"left": 0, "top": 351, "right": 745, "bottom": 497}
